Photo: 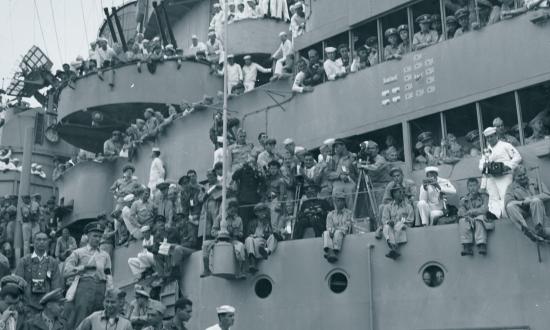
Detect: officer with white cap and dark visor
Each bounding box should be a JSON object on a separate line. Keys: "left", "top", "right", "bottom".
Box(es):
{"left": 205, "top": 305, "right": 236, "bottom": 330}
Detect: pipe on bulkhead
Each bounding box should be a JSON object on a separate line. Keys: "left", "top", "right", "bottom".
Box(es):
{"left": 152, "top": 1, "right": 169, "bottom": 47}
{"left": 103, "top": 8, "right": 119, "bottom": 43}
{"left": 112, "top": 7, "right": 128, "bottom": 52}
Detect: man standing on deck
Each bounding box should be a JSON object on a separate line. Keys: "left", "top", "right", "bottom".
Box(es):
{"left": 148, "top": 147, "right": 166, "bottom": 193}
{"left": 242, "top": 55, "right": 272, "bottom": 92}
{"left": 205, "top": 305, "right": 236, "bottom": 330}
{"left": 64, "top": 222, "right": 112, "bottom": 329}
{"left": 328, "top": 139, "right": 357, "bottom": 209}
{"left": 493, "top": 117, "right": 520, "bottom": 146}
{"left": 479, "top": 126, "right": 522, "bottom": 218}
{"left": 271, "top": 32, "right": 294, "bottom": 78}
{"left": 75, "top": 288, "right": 132, "bottom": 330}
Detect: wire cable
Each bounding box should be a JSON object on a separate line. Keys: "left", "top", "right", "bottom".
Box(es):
{"left": 33, "top": 0, "right": 50, "bottom": 56}
{"left": 49, "top": 0, "right": 64, "bottom": 63}
{"left": 80, "top": 0, "right": 90, "bottom": 46}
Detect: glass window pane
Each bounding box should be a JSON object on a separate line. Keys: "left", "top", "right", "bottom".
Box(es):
{"left": 480, "top": 92, "right": 520, "bottom": 146}
{"left": 444, "top": 104, "right": 480, "bottom": 160}
{"left": 410, "top": 113, "right": 442, "bottom": 170}
{"left": 518, "top": 81, "right": 550, "bottom": 145}
{"left": 411, "top": 0, "right": 443, "bottom": 49}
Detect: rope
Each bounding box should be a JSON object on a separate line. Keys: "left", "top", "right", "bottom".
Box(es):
{"left": 49, "top": 0, "right": 64, "bottom": 63}
{"left": 80, "top": 0, "right": 90, "bottom": 46}
{"left": 33, "top": 0, "right": 50, "bottom": 56}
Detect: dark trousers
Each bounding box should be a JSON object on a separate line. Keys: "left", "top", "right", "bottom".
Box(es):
{"left": 293, "top": 217, "right": 325, "bottom": 239}
{"left": 66, "top": 277, "right": 106, "bottom": 329}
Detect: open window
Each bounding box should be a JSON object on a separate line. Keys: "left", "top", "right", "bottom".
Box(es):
{"left": 324, "top": 31, "right": 352, "bottom": 70}
{"left": 410, "top": 113, "right": 443, "bottom": 170}
{"left": 443, "top": 103, "right": 480, "bottom": 160}
{"left": 380, "top": 8, "right": 409, "bottom": 61}
{"left": 517, "top": 81, "right": 550, "bottom": 145}
{"left": 411, "top": 0, "right": 443, "bottom": 50}
{"left": 351, "top": 20, "right": 379, "bottom": 68}
{"left": 480, "top": 92, "right": 520, "bottom": 146}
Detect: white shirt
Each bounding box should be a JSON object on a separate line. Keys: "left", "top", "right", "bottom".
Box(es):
{"left": 96, "top": 46, "right": 117, "bottom": 67}
{"left": 478, "top": 140, "right": 522, "bottom": 171}
{"left": 246, "top": 5, "right": 263, "bottom": 18}
{"left": 242, "top": 63, "right": 271, "bottom": 84}
{"left": 148, "top": 157, "right": 165, "bottom": 190}
{"left": 272, "top": 39, "right": 293, "bottom": 61}
{"left": 189, "top": 42, "right": 207, "bottom": 56}
{"left": 292, "top": 71, "right": 306, "bottom": 93}
{"left": 234, "top": 9, "right": 248, "bottom": 21}
{"left": 290, "top": 13, "right": 306, "bottom": 39}
{"left": 31, "top": 251, "right": 47, "bottom": 262}
{"left": 419, "top": 177, "right": 456, "bottom": 207}
{"left": 225, "top": 63, "right": 243, "bottom": 84}
{"left": 205, "top": 324, "right": 230, "bottom": 330}
{"left": 323, "top": 59, "right": 346, "bottom": 80}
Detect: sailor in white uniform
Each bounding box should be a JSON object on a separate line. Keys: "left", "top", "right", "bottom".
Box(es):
{"left": 323, "top": 47, "right": 347, "bottom": 81}
{"left": 417, "top": 166, "right": 457, "bottom": 225}
{"left": 242, "top": 55, "right": 272, "bottom": 92}
{"left": 205, "top": 305, "right": 236, "bottom": 330}
{"left": 271, "top": 31, "right": 294, "bottom": 76}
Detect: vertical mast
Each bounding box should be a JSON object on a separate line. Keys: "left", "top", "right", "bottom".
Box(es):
{"left": 221, "top": 0, "right": 229, "bottom": 224}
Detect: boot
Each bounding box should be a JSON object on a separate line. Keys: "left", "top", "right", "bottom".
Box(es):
{"left": 200, "top": 259, "right": 211, "bottom": 278}
{"left": 259, "top": 246, "right": 268, "bottom": 260}
{"left": 326, "top": 249, "right": 338, "bottom": 263}
{"left": 477, "top": 243, "right": 487, "bottom": 255}
{"left": 248, "top": 256, "right": 258, "bottom": 273}
{"left": 461, "top": 243, "right": 473, "bottom": 256}
{"left": 374, "top": 226, "right": 383, "bottom": 240}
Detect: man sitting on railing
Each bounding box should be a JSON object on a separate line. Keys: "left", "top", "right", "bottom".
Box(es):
{"left": 271, "top": 32, "right": 294, "bottom": 79}
{"left": 187, "top": 35, "right": 207, "bottom": 61}
{"left": 323, "top": 192, "right": 353, "bottom": 263}
{"left": 103, "top": 130, "right": 123, "bottom": 161}
{"left": 383, "top": 184, "right": 414, "bottom": 260}
{"left": 417, "top": 166, "right": 456, "bottom": 226}
{"left": 206, "top": 31, "right": 224, "bottom": 73}
{"left": 245, "top": 203, "right": 278, "bottom": 273}
{"left": 458, "top": 177, "right": 493, "bottom": 256}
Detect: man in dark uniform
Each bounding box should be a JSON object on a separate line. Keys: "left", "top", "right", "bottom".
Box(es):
{"left": 303, "top": 49, "right": 325, "bottom": 87}
{"left": 23, "top": 288, "right": 66, "bottom": 330}
{"left": 164, "top": 297, "right": 193, "bottom": 330}
{"left": 295, "top": 182, "right": 331, "bottom": 239}
{"left": 458, "top": 178, "right": 493, "bottom": 256}
{"left": 15, "top": 231, "right": 62, "bottom": 309}
{"left": 64, "top": 221, "right": 112, "bottom": 329}
{"left": 21, "top": 194, "right": 41, "bottom": 256}
{"left": 0, "top": 275, "right": 28, "bottom": 329}
{"left": 232, "top": 157, "right": 266, "bottom": 236}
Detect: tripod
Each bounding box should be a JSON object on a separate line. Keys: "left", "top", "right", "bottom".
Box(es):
{"left": 351, "top": 168, "right": 379, "bottom": 231}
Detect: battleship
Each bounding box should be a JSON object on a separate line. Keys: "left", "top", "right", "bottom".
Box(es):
{"left": 2, "top": 0, "right": 550, "bottom": 329}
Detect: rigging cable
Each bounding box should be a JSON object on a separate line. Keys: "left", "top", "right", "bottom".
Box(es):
{"left": 49, "top": 0, "right": 64, "bottom": 64}
{"left": 80, "top": 0, "right": 90, "bottom": 46}
{"left": 33, "top": 0, "right": 50, "bottom": 56}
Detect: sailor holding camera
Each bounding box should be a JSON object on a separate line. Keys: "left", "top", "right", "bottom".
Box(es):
{"left": 417, "top": 166, "right": 456, "bottom": 226}
{"left": 479, "top": 127, "right": 522, "bottom": 218}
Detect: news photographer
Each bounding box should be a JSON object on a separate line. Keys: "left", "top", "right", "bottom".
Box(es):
{"left": 478, "top": 127, "right": 522, "bottom": 218}
{"left": 417, "top": 166, "right": 456, "bottom": 226}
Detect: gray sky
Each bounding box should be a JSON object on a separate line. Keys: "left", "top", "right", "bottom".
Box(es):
{"left": 0, "top": 0, "right": 127, "bottom": 101}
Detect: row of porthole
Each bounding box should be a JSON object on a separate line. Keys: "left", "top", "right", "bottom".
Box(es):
{"left": 254, "top": 264, "right": 445, "bottom": 298}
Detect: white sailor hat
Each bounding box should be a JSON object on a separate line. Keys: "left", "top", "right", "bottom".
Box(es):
{"left": 325, "top": 46, "right": 337, "bottom": 53}
{"left": 140, "top": 225, "right": 150, "bottom": 233}
{"left": 123, "top": 194, "right": 135, "bottom": 202}
{"left": 36, "top": 165, "right": 42, "bottom": 169}
{"left": 208, "top": 31, "right": 216, "bottom": 36}
{"left": 483, "top": 127, "right": 497, "bottom": 137}
{"left": 165, "top": 44, "right": 174, "bottom": 50}
{"left": 283, "top": 138, "right": 294, "bottom": 145}
{"left": 425, "top": 166, "right": 439, "bottom": 174}
{"left": 295, "top": 1, "right": 304, "bottom": 8}
{"left": 97, "top": 37, "right": 108, "bottom": 43}
{"left": 227, "top": 54, "right": 235, "bottom": 59}
{"left": 213, "top": 3, "right": 221, "bottom": 8}
{"left": 323, "top": 138, "right": 335, "bottom": 145}
{"left": 152, "top": 147, "right": 160, "bottom": 152}
{"left": 191, "top": 34, "right": 198, "bottom": 39}
{"left": 31, "top": 163, "right": 37, "bottom": 168}
{"left": 216, "top": 305, "right": 236, "bottom": 314}
{"left": 294, "top": 146, "right": 306, "bottom": 154}
{"left": 243, "top": 55, "right": 251, "bottom": 60}
{"left": 279, "top": 31, "right": 287, "bottom": 37}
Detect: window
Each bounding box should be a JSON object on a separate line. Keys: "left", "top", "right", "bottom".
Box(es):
{"left": 411, "top": 0, "right": 443, "bottom": 50}
{"left": 444, "top": 0, "right": 480, "bottom": 39}
{"left": 422, "top": 264, "right": 445, "bottom": 287}
{"left": 517, "top": 81, "right": 550, "bottom": 145}
{"left": 410, "top": 113, "right": 442, "bottom": 170}
{"left": 357, "top": 124, "right": 405, "bottom": 163}
{"left": 254, "top": 277, "right": 273, "bottom": 299}
{"left": 443, "top": 104, "right": 480, "bottom": 159}
{"left": 480, "top": 92, "right": 520, "bottom": 146}
{"left": 299, "top": 42, "right": 323, "bottom": 62}
{"left": 380, "top": 8, "right": 408, "bottom": 61}
{"left": 324, "top": 31, "right": 352, "bottom": 71}
{"left": 351, "top": 20, "right": 379, "bottom": 68}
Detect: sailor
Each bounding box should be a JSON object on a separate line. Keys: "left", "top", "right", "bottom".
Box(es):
{"left": 417, "top": 166, "right": 456, "bottom": 226}
{"left": 14, "top": 231, "right": 62, "bottom": 309}
{"left": 271, "top": 32, "right": 294, "bottom": 78}
{"left": 505, "top": 165, "right": 550, "bottom": 240}
{"left": 493, "top": 117, "right": 520, "bottom": 146}
{"left": 458, "top": 177, "right": 493, "bottom": 256}
{"left": 234, "top": 1, "right": 248, "bottom": 21}
{"left": 328, "top": 139, "right": 358, "bottom": 209}
{"left": 164, "top": 298, "right": 193, "bottom": 330}
{"left": 323, "top": 47, "right": 347, "bottom": 81}
{"left": 245, "top": 203, "right": 278, "bottom": 273}
{"left": 290, "top": 1, "right": 306, "bottom": 39}
{"left": 257, "top": 138, "right": 281, "bottom": 172}
{"left": 382, "top": 184, "right": 414, "bottom": 260}
{"left": 75, "top": 288, "right": 133, "bottom": 330}
{"left": 295, "top": 182, "right": 331, "bottom": 238}
{"left": 479, "top": 126, "right": 521, "bottom": 218}
{"left": 127, "top": 226, "right": 155, "bottom": 279}
{"left": 454, "top": 8, "right": 471, "bottom": 37}
{"left": 445, "top": 15, "right": 459, "bottom": 39}
{"left": 242, "top": 55, "right": 272, "bottom": 92}
{"left": 206, "top": 31, "right": 224, "bottom": 66}
{"left": 22, "top": 288, "right": 66, "bottom": 330}
{"left": 205, "top": 305, "right": 236, "bottom": 330}
{"left": 383, "top": 28, "right": 403, "bottom": 61}
{"left": 209, "top": 4, "right": 224, "bottom": 40}
{"left": 0, "top": 275, "right": 27, "bottom": 329}
{"left": 269, "top": 0, "right": 290, "bottom": 21}
{"left": 397, "top": 24, "right": 410, "bottom": 54}
{"left": 64, "top": 221, "right": 112, "bottom": 329}
{"left": 322, "top": 192, "right": 353, "bottom": 263}
{"left": 245, "top": 0, "right": 263, "bottom": 19}
{"left": 148, "top": 147, "right": 166, "bottom": 193}
{"left": 413, "top": 14, "right": 439, "bottom": 51}
{"left": 221, "top": 54, "right": 243, "bottom": 94}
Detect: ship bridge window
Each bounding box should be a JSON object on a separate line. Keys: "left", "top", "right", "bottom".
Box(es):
{"left": 409, "top": 113, "right": 443, "bottom": 171}
{"left": 380, "top": 8, "right": 408, "bottom": 61}
{"left": 443, "top": 104, "right": 480, "bottom": 159}
{"left": 351, "top": 20, "right": 379, "bottom": 67}
{"left": 517, "top": 81, "right": 550, "bottom": 145}
{"left": 480, "top": 92, "right": 521, "bottom": 146}
{"left": 411, "top": 0, "right": 444, "bottom": 45}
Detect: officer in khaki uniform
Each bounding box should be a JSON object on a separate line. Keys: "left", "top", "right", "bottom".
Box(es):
{"left": 322, "top": 192, "right": 353, "bottom": 263}
{"left": 15, "top": 231, "right": 62, "bottom": 310}
{"left": 458, "top": 178, "right": 493, "bottom": 256}
{"left": 22, "top": 288, "right": 67, "bottom": 330}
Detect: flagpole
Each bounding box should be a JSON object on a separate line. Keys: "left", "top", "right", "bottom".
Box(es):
{"left": 219, "top": 0, "right": 229, "bottom": 237}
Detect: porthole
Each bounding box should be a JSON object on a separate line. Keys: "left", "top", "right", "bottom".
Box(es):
{"left": 254, "top": 278, "right": 272, "bottom": 299}
{"left": 421, "top": 265, "right": 445, "bottom": 287}
{"left": 328, "top": 272, "right": 348, "bottom": 293}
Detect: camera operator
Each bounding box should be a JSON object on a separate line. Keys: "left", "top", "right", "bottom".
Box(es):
{"left": 417, "top": 166, "right": 456, "bottom": 226}
{"left": 479, "top": 127, "right": 522, "bottom": 218}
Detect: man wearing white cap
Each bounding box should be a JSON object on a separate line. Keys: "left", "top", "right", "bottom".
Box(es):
{"left": 290, "top": 1, "right": 306, "bottom": 39}
{"left": 122, "top": 194, "right": 143, "bottom": 240}
{"left": 219, "top": 54, "right": 243, "bottom": 94}
{"left": 127, "top": 225, "right": 155, "bottom": 279}
{"left": 269, "top": 0, "right": 290, "bottom": 21}
{"left": 209, "top": 4, "right": 225, "bottom": 40}
{"left": 417, "top": 166, "right": 456, "bottom": 226}
{"left": 96, "top": 37, "right": 117, "bottom": 68}
{"left": 323, "top": 47, "right": 347, "bottom": 81}
{"left": 479, "top": 126, "right": 521, "bottom": 218}
{"left": 188, "top": 34, "right": 207, "bottom": 59}
{"left": 206, "top": 305, "right": 236, "bottom": 330}
{"left": 206, "top": 31, "right": 225, "bottom": 67}
{"left": 242, "top": 55, "right": 272, "bottom": 92}
{"left": 271, "top": 31, "right": 294, "bottom": 77}
{"left": 234, "top": 0, "right": 248, "bottom": 21}
{"left": 148, "top": 147, "right": 166, "bottom": 193}
{"left": 245, "top": 0, "right": 262, "bottom": 18}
